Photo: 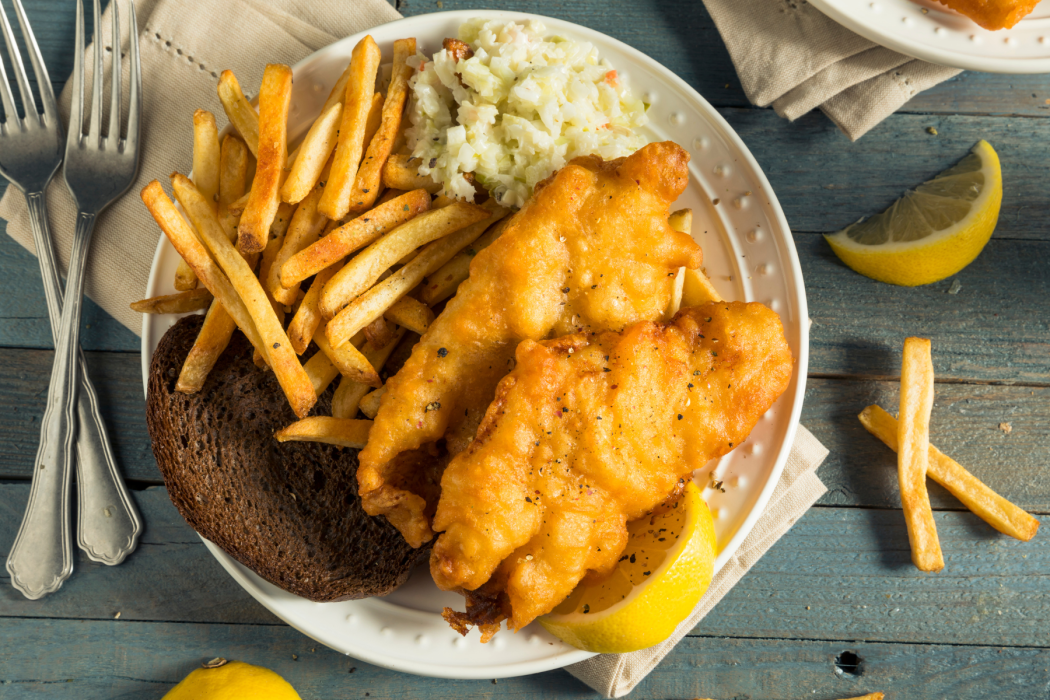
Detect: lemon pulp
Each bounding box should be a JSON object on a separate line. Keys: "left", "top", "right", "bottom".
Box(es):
{"left": 539, "top": 481, "right": 716, "bottom": 653}
{"left": 824, "top": 139, "right": 1002, "bottom": 287}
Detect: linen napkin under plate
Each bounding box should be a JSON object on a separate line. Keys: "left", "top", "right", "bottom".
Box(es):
{"left": 0, "top": 0, "right": 829, "bottom": 695}
{"left": 702, "top": 0, "right": 963, "bottom": 141}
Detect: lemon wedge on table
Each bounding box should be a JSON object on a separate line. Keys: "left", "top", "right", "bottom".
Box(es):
{"left": 162, "top": 659, "right": 301, "bottom": 700}
{"left": 539, "top": 481, "right": 717, "bottom": 654}
{"left": 824, "top": 139, "right": 1002, "bottom": 287}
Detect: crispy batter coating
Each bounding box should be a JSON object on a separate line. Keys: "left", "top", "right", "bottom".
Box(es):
{"left": 431, "top": 302, "right": 794, "bottom": 636}
{"left": 357, "top": 142, "right": 702, "bottom": 547}
{"left": 933, "top": 0, "right": 1038, "bottom": 30}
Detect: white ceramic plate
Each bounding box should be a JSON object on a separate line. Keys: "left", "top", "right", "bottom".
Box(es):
{"left": 140, "top": 10, "right": 808, "bottom": 679}
{"left": 810, "top": 0, "right": 1050, "bottom": 73}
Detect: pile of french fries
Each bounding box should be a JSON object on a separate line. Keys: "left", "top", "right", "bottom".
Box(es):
{"left": 859, "top": 337, "right": 1039, "bottom": 572}
{"left": 133, "top": 34, "right": 510, "bottom": 443}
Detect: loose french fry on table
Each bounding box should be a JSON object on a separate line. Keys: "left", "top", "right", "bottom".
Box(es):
{"left": 382, "top": 154, "right": 442, "bottom": 193}
{"left": 170, "top": 173, "right": 316, "bottom": 418}
{"left": 130, "top": 288, "right": 213, "bottom": 314}
{"left": 303, "top": 349, "right": 341, "bottom": 396}
{"left": 281, "top": 189, "right": 431, "bottom": 287}
{"left": 141, "top": 181, "right": 265, "bottom": 355}
{"left": 898, "top": 337, "right": 944, "bottom": 572}
{"left": 383, "top": 295, "right": 433, "bottom": 334}
{"left": 319, "top": 35, "right": 382, "bottom": 220}
{"left": 217, "top": 70, "right": 260, "bottom": 157}
{"left": 320, "top": 201, "right": 490, "bottom": 318}
{"left": 359, "top": 386, "right": 386, "bottom": 419}
{"left": 859, "top": 405, "right": 1039, "bottom": 542}
{"left": 176, "top": 299, "right": 238, "bottom": 394}
{"left": 274, "top": 416, "right": 373, "bottom": 449}
{"left": 313, "top": 325, "right": 381, "bottom": 387}
{"left": 420, "top": 216, "right": 510, "bottom": 305}
{"left": 288, "top": 262, "right": 341, "bottom": 355}
{"left": 347, "top": 38, "right": 416, "bottom": 213}
{"left": 326, "top": 203, "right": 508, "bottom": 346}
{"left": 268, "top": 175, "right": 330, "bottom": 306}
{"left": 217, "top": 134, "right": 250, "bottom": 238}
{"left": 238, "top": 64, "right": 293, "bottom": 255}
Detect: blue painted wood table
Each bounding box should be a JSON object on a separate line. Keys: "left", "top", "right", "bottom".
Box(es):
{"left": 2, "top": 0, "right": 1049, "bottom": 698}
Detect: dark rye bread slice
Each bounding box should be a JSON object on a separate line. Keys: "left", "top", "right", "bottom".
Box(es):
{"left": 146, "top": 315, "right": 426, "bottom": 601}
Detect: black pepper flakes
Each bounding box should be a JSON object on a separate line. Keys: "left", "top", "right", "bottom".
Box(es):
{"left": 437, "top": 347, "right": 448, "bottom": 357}
{"left": 425, "top": 401, "right": 441, "bottom": 412}
{"left": 677, "top": 414, "right": 683, "bottom": 420}
{"left": 272, "top": 342, "right": 280, "bottom": 349}
{"left": 561, "top": 287, "right": 570, "bottom": 293}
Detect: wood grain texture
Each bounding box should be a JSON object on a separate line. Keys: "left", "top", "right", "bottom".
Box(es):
{"left": 3, "top": 484, "right": 1047, "bottom": 649}
{"left": 808, "top": 379, "right": 1050, "bottom": 511}
{"left": 0, "top": 348, "right": 155, "bottom": 482}
{"left": 0, "top": 617, "right": 1046, "bottom": 699}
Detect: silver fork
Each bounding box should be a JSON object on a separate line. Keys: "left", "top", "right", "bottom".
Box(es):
{"left": 4, "top": 0, "right": 141, "bottom": 599}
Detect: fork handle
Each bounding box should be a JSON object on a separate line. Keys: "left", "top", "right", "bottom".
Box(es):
{"left": 23, "top": 191, "right": 142, "bottom": 566}
{"left": 6, "top": 209, "right": 96, "bottom": 599}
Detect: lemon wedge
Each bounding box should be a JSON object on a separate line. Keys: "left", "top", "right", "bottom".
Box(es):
{"left": 824, "top": 140, "right": 1001, "bottom": 287}
{"left": 539, "top": 481, "right": 717, "bottom": 653}
{"left": 162, "top": 660, "right": 301, "bottom": 700}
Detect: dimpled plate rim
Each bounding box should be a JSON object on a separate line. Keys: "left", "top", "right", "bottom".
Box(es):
{"left": 140, "top": 9, "right": 808, "bottom": 679}
{"left": 809, "top": 0, "right": 1050, "bottom": 74}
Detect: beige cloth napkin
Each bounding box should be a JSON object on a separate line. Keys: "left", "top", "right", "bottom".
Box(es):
{"left": 568, "top": 425, "right": 828, "bottom": 697}
{"left": 0, "top": 0, "right": 830, "bottom": 694}
{"left": 702, "top": 0, "right": 963, "bottom": 140}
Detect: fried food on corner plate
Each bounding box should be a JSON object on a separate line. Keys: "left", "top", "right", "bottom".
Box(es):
{"left": 933, "top": 0, "right": 1039, "bottom": 30}
{"left": 431, "top": 302, "right": 794, "bottom": 638}
{"left": 356, "top": 141, "right": 704, "bottom": 548}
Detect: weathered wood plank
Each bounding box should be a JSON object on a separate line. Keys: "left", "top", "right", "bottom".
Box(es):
{"left": 807, "top": 378, "right": 1050, "bottom": 511}
{"left": 0, "top": 616, "right": 1045, "bottom": 699}
{"left": 722, "top": 108, "right": 1050, "bottom": 241}
{"left": 3, "top": 484, "right": 1047, "bottom": 649}
{"left": 0, "top": 348, "right": 156, "bottom": 482}
{"left": 0, "top": 226, "right": 139, "bottom": 352}
{"left": 802, "top": 235, "right": 1050, "bottom": 383}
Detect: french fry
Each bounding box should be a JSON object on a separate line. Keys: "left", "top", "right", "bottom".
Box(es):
{"left": 176, "top": 299, "right": 237, "bottom": 394}
{"left": 281, "top": 102, "right": 343, "bottom": 204}
{"left": 319, "top": 35, "right": 382, "bottom": 220}
{"left": 859, "top": 405, "right": 1039, "bottom": 542}
{"left": 668, "top": 208, "right": 692, "bottom": 233}
{"left": 359, "top": 386, "right": 386, "bottom": 419}
{"left": 170, "top": 173, "right": 316, "bottom": 418}
{"left": 668, "top": 208, "right": 723, "bottom": 307}
{"left": 274, "top": 416, "right": 373, "bottom": 449}
{"left": 216, "top": 70, "right": 260, "bottom": 157}
{"left": 327, "top": 203, "right": 508, "bottom": 346}
{"left": 839, "top": 695, "right": 884, "bottom": 700}
{"left": 303, "top": 348, "right": 341, "bottom": 396}
{"left": 238, "top": 64, "right": 293, "bottom": 255}
{"left": 320, "top": 201, "right": 490, "bottom": 318}
{"left": 130, "top": 288, "right": 212, "bottom": 314}
{"left": 347, "top": 38, "right": 416, "bottom": 213}
{"left": 281, "top": 189, "right": 431, "bottom": 287}
{"left": 332, "top": 327, "right": 406, "bottom": 418}
{"left": 363, "top": 315, "right": 396, "bottom": 348}
{"left": 667, "top": 267, "right": 685, "bottom": 318}
{"left": 313, "top": 325, "right": 381, "bottom": 387}
{"left": 218, "top": 134, "right": 250, "bottom": 239}
{"left": 377, "top": 188, "right": 406, "bottom": 205}
{"left": 383, "top": 296, "right": 434, "bottom": 334}
{"left": 229, "top": 190, "right": 251, "bottom": 216}
{"left": 192, "top": 109, "right": 221, "bottom": 208}
{"left": 382, "top": 154, "right": 442, "bottom": 193}
{"left": 141, "top": 181, "right": 265, "bottom": 355}
{"left": 420, "top": 216, "right": 509, "bottom": 305}
{"left": 269, "top": 177, "right": 330, "bottom": 306}
{"left": 898, "top": 337, "right": 943, "bottom": 572}
{"left": 420, "top": 252, "right": 470, "bottom": 305}
{"left": 288, "top": 262, "right": 341, "bottom": 355}
{"left": 173, "top": 259, "right": 200, "bottom": 291}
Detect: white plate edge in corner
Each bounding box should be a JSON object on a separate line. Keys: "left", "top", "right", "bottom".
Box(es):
{"left": 808, "top": 0, "right": 1050, "bottom": 74}
{"left": 140, "top": 9, "right": 807, "bottom": 679}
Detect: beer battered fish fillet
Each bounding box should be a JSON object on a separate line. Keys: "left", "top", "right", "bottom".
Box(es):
{"left": 431, "top": 302, "right": 794, "bottom": 638}
{"left": 934, "top": 0, "right": 1038, "bottom": 30}
{"left": 358, "top": 142, "right": 702, "bottom": 547}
